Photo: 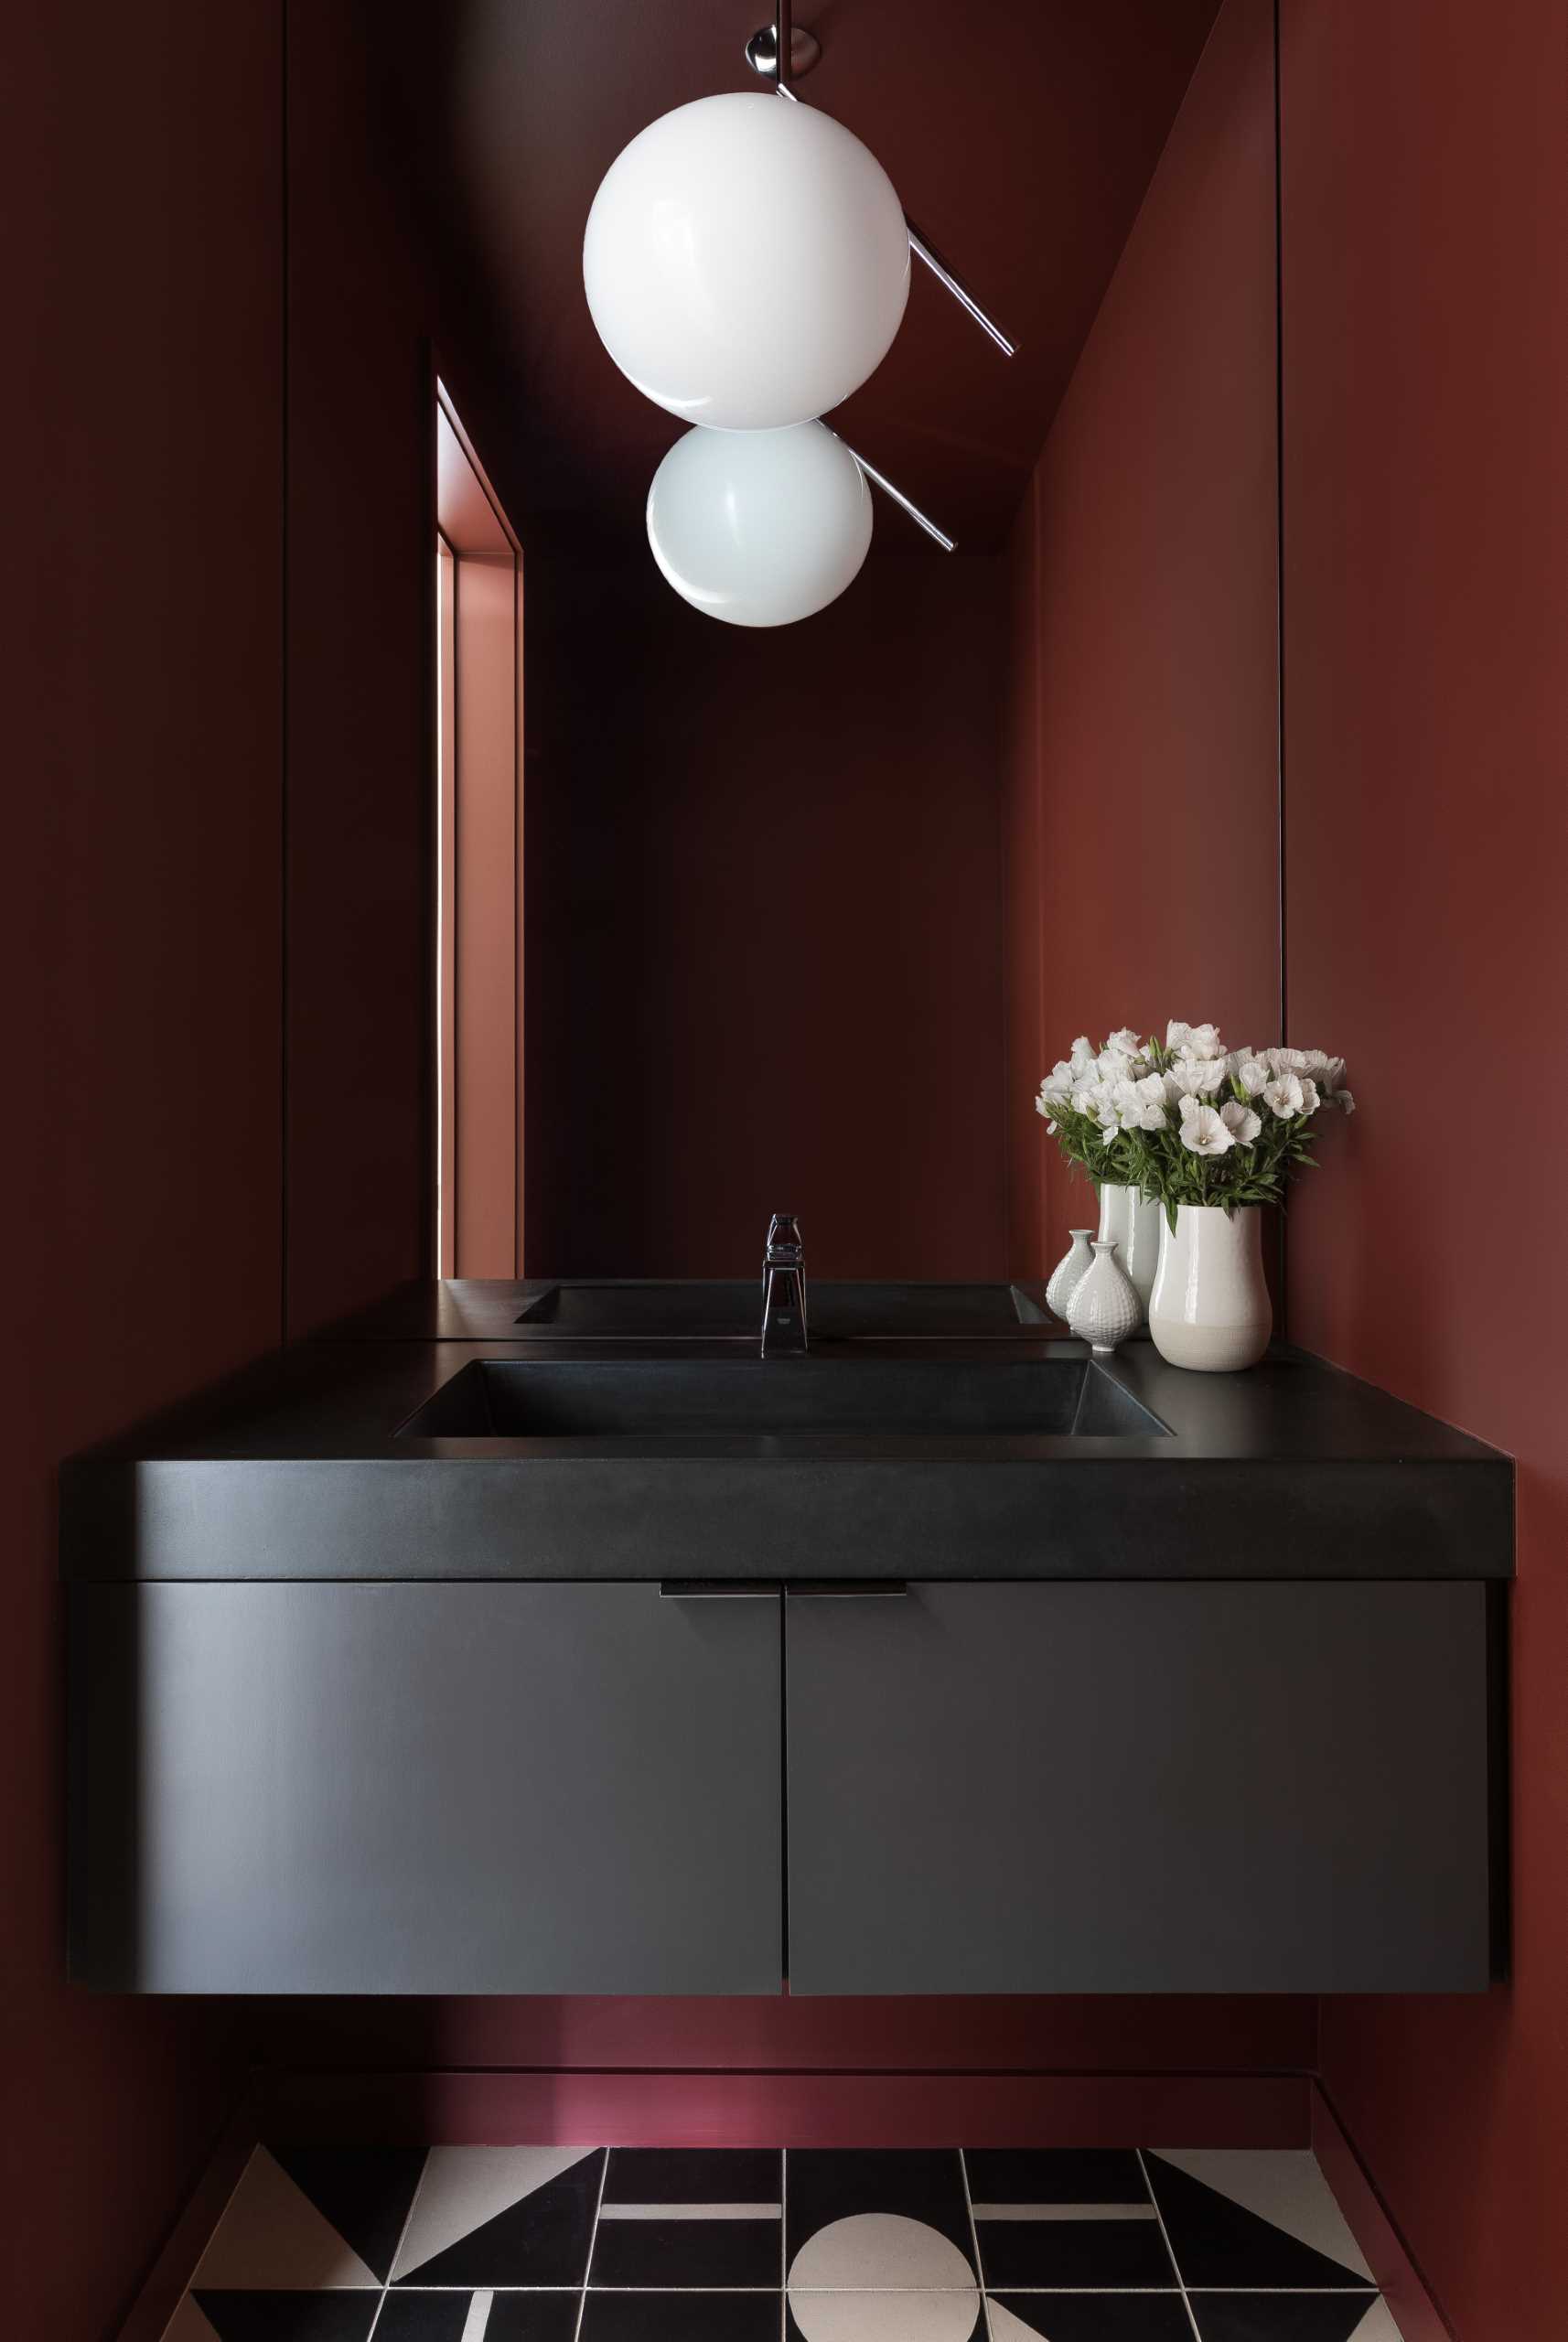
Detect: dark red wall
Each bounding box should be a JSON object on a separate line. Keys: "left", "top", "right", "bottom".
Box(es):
{"left": 1280, "top": 4, "right": 1568, "bottom": 2334}
{"left": 3, "top": 5, "right": 531, "bottom": 2328}
{"left": 283, "top": 1, "right": 532, "bottom": 1334}
{"left": 3, "top": 6, "right": 283, "bottom": 2335}
{"left": 522, "top": 548, "right": 1011, "bottom": 1279}
{"left": 1002, "top": 0, "right": 1282, "bottom": 1273}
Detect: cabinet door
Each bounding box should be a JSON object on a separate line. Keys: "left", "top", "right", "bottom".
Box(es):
{"left": 71, "top": 1581, "right": 781, "bottom": 1993}
{"left": 785, "top": 1581, "right": 1493, "bottom": 1993}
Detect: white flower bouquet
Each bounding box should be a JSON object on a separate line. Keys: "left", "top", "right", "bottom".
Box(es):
{"left": 1036, "top": 1020, "right": 1355, "bottom": 1226}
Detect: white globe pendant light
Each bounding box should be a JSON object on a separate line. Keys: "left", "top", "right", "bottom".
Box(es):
{"left": 646, "top": 422, "right": 873, "bottom": 627}
{"left": 584, "top": 92, "right": 910, "bottom": 430}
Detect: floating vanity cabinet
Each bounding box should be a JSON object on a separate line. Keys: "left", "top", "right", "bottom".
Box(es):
{"left": 783, "top": 1580, "right": 1494, "bottom": 1994}
{"left": 69, "top": 1581, "right": 782, "bottom": 1993}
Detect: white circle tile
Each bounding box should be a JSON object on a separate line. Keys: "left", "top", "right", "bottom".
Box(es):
{"left": 788, "top": 2213, "right": 979, "bottom": 2341}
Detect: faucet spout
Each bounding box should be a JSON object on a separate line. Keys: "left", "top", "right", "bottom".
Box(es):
{"left": 761, "top": 1212, "right": 809, "bottom": 1356}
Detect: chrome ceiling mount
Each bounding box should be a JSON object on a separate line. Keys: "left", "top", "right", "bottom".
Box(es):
{"left": 744, "top": 21, "right": 822, "bottom": 84}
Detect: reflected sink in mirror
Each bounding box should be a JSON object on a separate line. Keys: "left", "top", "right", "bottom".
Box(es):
{"left": 514, "top": 1280, "right": 1052, "bottom": 1339}
{"left": 399, "top": 1357, "right": 1169, "bottom": 1441}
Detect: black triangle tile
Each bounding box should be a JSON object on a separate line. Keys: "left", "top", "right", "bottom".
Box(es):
{"left": 267, "top": 2146, "right": 426, "bottom": 2282}
{"left": 1188, "top": 2293, "right": 1382, "bottom": 2342}
{"left": 394, "top": 2151, "right": 603, "bottom": 2286}
{"left": 1145, "top": 2157, "right": 1371, "bottom": 2290}
{"left": 192, "top": 2294, "right": 379, "bottom": 2342}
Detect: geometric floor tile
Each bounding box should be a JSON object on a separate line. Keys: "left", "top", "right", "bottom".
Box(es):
{"left": 267, "top": 2148, "right": 427, "bottom": 2284}
{"left": 392, "top": 2148, "right": 605, "bottom": 2287}
{"left": 789, "top": 2211, "right": 979, "bottom": 2292}
{"left": 156, "top": 2142, "right": 1409, "bottom": 2342}
{"left": 988, "top": 2297, "right": 1196, "bottom": 2340}
{"left": 967, "top": 2148, "right": 1176, "bottom": 2291}
{"left": 375, "top": 2297, "right": 580, "bottom": 2341}
{"left": 1145, "top": 2153, "right": 1374, "bottom": 2291}
{"left": 786, "top": 2295, "right": 984, "bottom": 2342}
{"left": 370, "top": 2295, "right": 476, "bottom": 2342}
{"left": 581, "top": 2294, "right": 781, "bottom": 2340}
{"left": 589, "top": 2146, "right": 782, "bottom": 2286}
{"left": 486, "top": 2298, "right": 601, "bottom": 2341}
{"left": 1187, "top": 2294, "right": 1388, "bottom": 2341}
{"left": 188, "top": 2297, "right": 379, "bottom": 2342}
{"left": 193, "top": 2152, "right": 381, "bottom": 2290}
{"left": 785, "top": 2153, "right": 975, "bottom": 2274}
{"left": 1150, "top": 2153, "right": 1373, "bottom": 2284}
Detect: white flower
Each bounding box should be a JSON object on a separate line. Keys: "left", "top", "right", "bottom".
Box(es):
{"left": 1105, "top": 1026, "right": 1145, "bottom": 1059}
{"left": 1069, "top": 1036, "right": 1098, "bottom": 1078}
{"left": 1235, "top": 1056, "right": 1272, "bottom": 1097}
{"left": 1266, "top": 1046, "right": 1314, "bottom": 1075}
{"left": 1165, "top": 1055, "right": 1228, "bottom": 1101}
{"left": 1038, "top": 1061, "right": 1075, "bottom": 1112}
{"left": 1096, "top": 1047, "right": 1136, "bottom": 1083}
{"left": 1184, "top": 1022, "right": 1227, "bottom": 1061}
{"left": 1179, "top": 1102, "right": 1235, "bottom": 1156}
{"left": 1333, "top": 1088, "right": 1357, "bottom": 1115}
{"left": 1220, "top": 1101, "right": 1262, "bottom": 1144}
{"left": 1114, "top": 1073, "right": 1168, "bottom": 1132}
{"left": 1298, "top": 1077, "right": 1321, "bottom": 1115}
{"left": 1262, "top": 1072, "right": 1305, "bottom": 1117}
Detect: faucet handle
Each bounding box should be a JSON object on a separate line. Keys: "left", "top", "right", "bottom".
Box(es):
{"left": 766, "top": 1212, "right": 804, "bottom": 1264}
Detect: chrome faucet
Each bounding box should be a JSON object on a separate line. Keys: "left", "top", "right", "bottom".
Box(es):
{"left": 761, "top": 1213, "right": 809, "bottom": 1356}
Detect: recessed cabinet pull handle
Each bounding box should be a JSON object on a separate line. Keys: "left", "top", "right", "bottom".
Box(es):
{"left": 659, "top": 1579, "right": 781, "bottom": 1599}
{"left": 786, "top": 1580, "right": 910, "bottom": 1598}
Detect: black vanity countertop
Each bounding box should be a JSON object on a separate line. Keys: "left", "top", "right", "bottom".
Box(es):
{"left": 61, "top": 1280, "right": 1513, "bottom": 1584}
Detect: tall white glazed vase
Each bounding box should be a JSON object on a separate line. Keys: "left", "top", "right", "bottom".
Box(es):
{"left": 1097, "top": 1182, "right": 1161, "bottom": 1316}
{"left": 1148, "top": 1204, "right": 1273, "bottom": 1371}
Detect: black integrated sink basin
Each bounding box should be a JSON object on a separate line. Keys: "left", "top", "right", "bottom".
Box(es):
{"left": 399, "top": 1357, "right": 1169, "bottom": 1441}
{"left": 514, "top": 1280, "right": 1051, "bottom": 1339}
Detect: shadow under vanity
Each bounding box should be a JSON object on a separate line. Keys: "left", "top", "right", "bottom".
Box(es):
{"left": 64, "top": 1279, "right": 1510, "bottom": 2003}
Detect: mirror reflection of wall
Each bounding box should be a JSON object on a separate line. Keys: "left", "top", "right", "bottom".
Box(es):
{"left": 435, "top": 386, "right": 524, "bottom": 1279}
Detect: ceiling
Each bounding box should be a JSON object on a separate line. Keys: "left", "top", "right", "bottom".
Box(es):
{"left": 403, "top": 0, "right": 1221, "bottom": 552}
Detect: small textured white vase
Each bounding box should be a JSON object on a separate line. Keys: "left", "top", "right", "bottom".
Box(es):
{"left": 1045, "top": 1228, "right": 1094, "bottom": 1323}
{"left": 1148, "top": 1203, "right": 1273, "bottom": 1371}
{"left": 1097, "top": 1181, "right": 1161, "bottom": 1316}
{"left": 1068, "top": 1238, "right": 1144, "bottom": 1356}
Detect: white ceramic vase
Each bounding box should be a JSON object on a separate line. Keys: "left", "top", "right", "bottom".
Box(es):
{"left": 1097, "top": 1181, "right": 1161, "bottom": 1316}
{"left": 1067, "top": 1238, "right": 1144, "bottom": 1356}
{"left": 1148, "top": 1203, "right": 1273, "bottom": 1371}
{"left": 1045, "top": 1227, "right": 1095, "bottom": 1323}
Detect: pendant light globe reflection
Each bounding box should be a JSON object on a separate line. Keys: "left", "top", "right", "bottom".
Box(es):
{"left": 646, "top": 422, "right": 873, "bottom": 628}
{"left": 584, "top": 92, "right": 910, "bottom": 430}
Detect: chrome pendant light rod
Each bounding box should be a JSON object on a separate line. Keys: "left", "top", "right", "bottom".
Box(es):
{"left": 838, "top": 437, "right": 957, "bottom": 552}
{"left": 755, "top": 13, "right": 1018, "bottom": 359}
{"left": 904, "top": 219, "right": 1017, "bottom": 358}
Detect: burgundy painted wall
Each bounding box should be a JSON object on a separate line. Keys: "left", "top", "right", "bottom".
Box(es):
{"left": 2, "top": 6, "right": 283, "bottom": 2335}
{"left": 283, "top": 1, "right": 531, "bottom": 1334}
{"left": 1279, "top": 4, "right": 1568, "bottom": 2334}
{"left": 1003, "top": 0, "right": 1282, "bottom": 1273}
{"left": 521, "top": 549, "right": 1011, "bottom": 1279}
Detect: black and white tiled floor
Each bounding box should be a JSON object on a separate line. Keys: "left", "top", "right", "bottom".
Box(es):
{"left": 161, "top": 2144, "right": 1404, "bottom": 2341}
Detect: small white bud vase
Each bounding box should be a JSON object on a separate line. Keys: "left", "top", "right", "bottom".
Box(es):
{"left": 1045, "top": 1228, "right": 1095, "bottom": 1323}
{"left": 1067, "top": 1239, "right": 1143, "bottom": 1356}
{"left": 1148, "top": 1203, "right": 1273, "bottom": 1371}
{"left": 1096, "top": 1181, "right": 1161, "bottom": 1316}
